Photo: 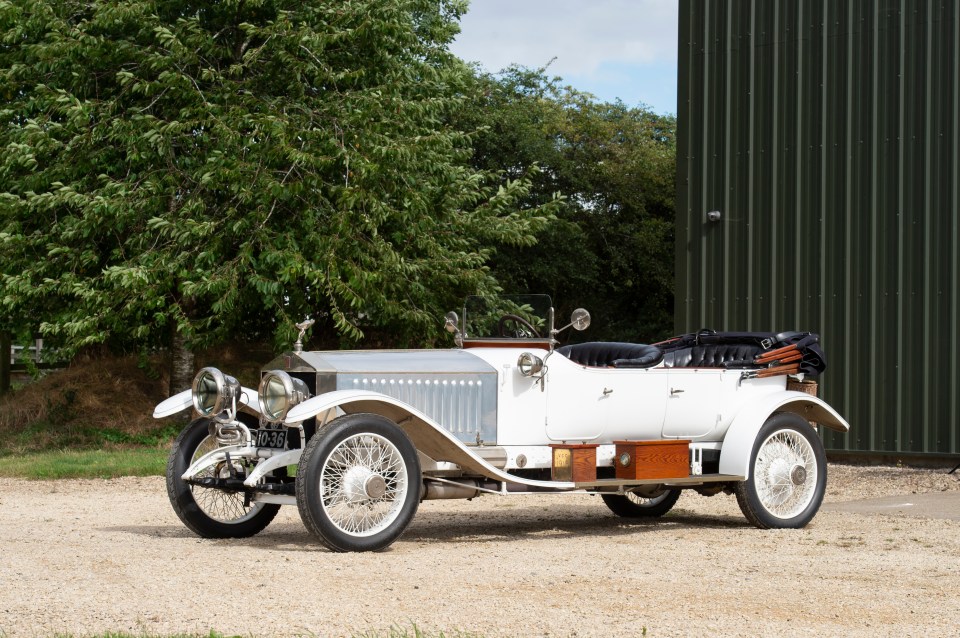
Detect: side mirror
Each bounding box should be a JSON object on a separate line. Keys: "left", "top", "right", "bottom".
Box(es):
{"left": 444, "top": 311, "right": 463, "bottom": 347}
{"left": 444, "top": 311, "right": 459, "bottom": 333}
{"left": 570, "top": 308, "right": 591, "bottom": 331}
{"left": 551, "top": 308, "right": 591, "bottom": 340}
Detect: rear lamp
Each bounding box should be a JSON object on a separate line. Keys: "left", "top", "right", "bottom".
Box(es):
{"left": 192, "top": 367, "right": 241, "bottom": 420}
{"left": 258, "top": 370, "right": 310, "bottom": 422}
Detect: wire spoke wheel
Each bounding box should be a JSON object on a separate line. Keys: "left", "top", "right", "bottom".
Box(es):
{"left": 626, "top": 491, "right": 672, "bottom": 508}
{"left": 753, "top": 430, "right": 817, "bottom": 519}
{"left": 735, "top": 412, "right": 827, "bottom": 529}
{"left": 297, "top": 414, "right": 420, "bottom": 552}
{"left": 601, "top": 487, "right": 681, "bottom": 518}
{"left": 166, "top": 418, "right": 279, "bottom": 538}
{"left": 188, "top": 434, "right": 264, "bottom": 524}
{"left": 319, "top": 433, "right": 408, "bottom": 536}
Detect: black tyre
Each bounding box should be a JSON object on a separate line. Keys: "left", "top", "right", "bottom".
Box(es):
{"left": 296, "top": 413, "right": 421, "bottom": 552}
{"left": 601, "top": 488, "right": 682, "bottom": 518}
{"left": 734, "top": 412, "right": 827, "bottom": 529}
{"left": 166, "top": 417, "right": 280, "bottom": 538}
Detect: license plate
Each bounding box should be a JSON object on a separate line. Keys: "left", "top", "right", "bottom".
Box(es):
{"left": 256, "top": 429, "right": 287, "bottom": 449}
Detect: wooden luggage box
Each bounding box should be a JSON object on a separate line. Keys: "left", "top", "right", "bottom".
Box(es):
{"left": 614, "top": 439, "right": 691, "bottom": 480}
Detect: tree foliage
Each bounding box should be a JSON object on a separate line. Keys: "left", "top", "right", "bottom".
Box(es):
{"left": 0, "top": 0, "right": 557, "bottom": 359}
{"left": 463, "top": 66, "right": 676, "bottom": 342}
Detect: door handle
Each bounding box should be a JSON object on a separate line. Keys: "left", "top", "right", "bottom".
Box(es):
{"left": 603, "top": 387, "right": 614, "bottom": 396}
{"left": 670, "top": 388, "right": 685, "bottom": 396}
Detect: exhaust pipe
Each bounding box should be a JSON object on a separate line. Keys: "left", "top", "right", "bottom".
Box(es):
{"left": 421, "top": 478, "right": 570, "bottom": 500}
{"left": 422, "top": 479, "right": 499, "bottom": 500}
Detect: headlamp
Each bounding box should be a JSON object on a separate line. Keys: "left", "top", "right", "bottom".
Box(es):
{"left": 258, "top": 370, "right": 310, "bottom": 422}
{"left": 192, "top": 367, "right": 241, "bottom": 421}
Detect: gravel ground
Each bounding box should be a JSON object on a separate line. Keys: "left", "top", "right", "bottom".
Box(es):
{"left": 1, "top": 464, "right": 958, "bottom": 638}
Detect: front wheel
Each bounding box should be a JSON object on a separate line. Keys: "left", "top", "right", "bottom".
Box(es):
{"left": 734, "top": 412, "right": 827, "bottom": 529}
{"left": 166, "top": 417, "right": 280, "bottom": 538}
{"left": 296, "top": 413, "right": 421, "bottom": 552}
{"left": 601, "top": 488, "right": 681, "bottom": 518}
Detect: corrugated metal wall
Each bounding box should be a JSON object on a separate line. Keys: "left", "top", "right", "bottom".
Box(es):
{"left": 677, "top": 0, "right": 960, "bottom": 456}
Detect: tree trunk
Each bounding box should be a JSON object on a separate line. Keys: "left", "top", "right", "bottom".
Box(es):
{"left": 0, "top": 331, "right": 10, "bottom": 396}
{"left": 169, "top": 328, "right": 195, "bottom": 395}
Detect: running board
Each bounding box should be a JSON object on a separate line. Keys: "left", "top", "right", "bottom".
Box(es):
{"left": 251, "top": 473, "right": 746, "bottom": 505}
{"left": 573, "top": 473, "right": 744, "bottom": 490}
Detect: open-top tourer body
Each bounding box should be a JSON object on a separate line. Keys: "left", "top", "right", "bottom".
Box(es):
{"left": 155, "top": 295, "right": 849, "bottom": 551}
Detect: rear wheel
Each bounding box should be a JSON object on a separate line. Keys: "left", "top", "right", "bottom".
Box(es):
{"left": 296, "top": 413, "right": 421, "bottom": 552}
{"left": 601, "top": 488, "right": 681, "bottom": 518}
{"left": 735, "top": 412, "right": 826, "bottom": 529}
{"left": 166, "top": 417, "right": 280, "bottom": 538}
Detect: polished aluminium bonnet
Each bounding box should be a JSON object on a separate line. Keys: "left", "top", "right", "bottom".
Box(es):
{"left": 263, "top": 349, "right": 498, "bottom": 445}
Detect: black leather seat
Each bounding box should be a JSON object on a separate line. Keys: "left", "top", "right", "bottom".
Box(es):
{"left": 557, "top": 342, "right": 664, "bottom": 368}
{"left": 661, "top": 343, "right": 760, "bottom": 369}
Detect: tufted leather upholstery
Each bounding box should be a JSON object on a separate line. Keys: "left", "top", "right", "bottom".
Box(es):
{"left": 557, "top": 342, "right": 664, "bottom": 368}
{"left": 661, "top": 343, "right": 760, "bottom": 369}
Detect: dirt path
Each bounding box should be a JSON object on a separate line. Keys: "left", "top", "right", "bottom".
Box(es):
{"left": 1, "top": 465, "right": 958, "bottom": 637}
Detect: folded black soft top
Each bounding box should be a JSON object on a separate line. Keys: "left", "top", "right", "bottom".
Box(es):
{"left": 654, "top": 329, "right": 827, "bottom": 377}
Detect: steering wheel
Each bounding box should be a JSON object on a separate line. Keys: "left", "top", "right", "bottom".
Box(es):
{"left": 498, "top": 314, "right": 541, "bottom": 338}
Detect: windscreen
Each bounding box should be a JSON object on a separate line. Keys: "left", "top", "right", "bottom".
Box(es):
{"left": 462, "top": 295, "right": 553, "bottom": 339}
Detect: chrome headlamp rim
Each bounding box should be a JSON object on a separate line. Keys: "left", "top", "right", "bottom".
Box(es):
{"left": 192, "top": 367, "right": 241, "bottom": 421}
{"left": 258, "top": 370, "right": 310, "bottom": 422}
{"left": 517, "top": 352, "right": 545, "bottom": 377}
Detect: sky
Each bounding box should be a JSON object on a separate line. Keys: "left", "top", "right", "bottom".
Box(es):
{"left": 449, "top": 0, "right": 679, "bottom": 116}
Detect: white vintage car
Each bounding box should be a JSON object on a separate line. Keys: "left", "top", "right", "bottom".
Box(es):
{"left": 154, "top": 295, "right": 849, "bottom": 552}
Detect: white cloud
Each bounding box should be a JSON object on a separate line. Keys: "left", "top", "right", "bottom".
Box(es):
{"left": 451, "top": 0, "right": 679, "bottom": 76}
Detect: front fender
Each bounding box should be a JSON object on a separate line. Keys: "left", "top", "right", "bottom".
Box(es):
{"left": 718, "top": 391, "right": 849, "bottom": 478}
{"left": 286, "top": 390, "right": 575, "bottom": 489}
{"left": 152, "top": 386, "right": 261, "bottom": 419}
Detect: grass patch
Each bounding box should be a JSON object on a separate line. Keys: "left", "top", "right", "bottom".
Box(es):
{"left": 0, "top": 421, "right": 182, "bottom": 457}
{"left": 0, "top": 447, "right": 169, "bottom": 479}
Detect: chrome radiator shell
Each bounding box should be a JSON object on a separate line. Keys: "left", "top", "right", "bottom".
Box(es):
{"left": 262, "top": 350, "right": 498, "bottom": 445}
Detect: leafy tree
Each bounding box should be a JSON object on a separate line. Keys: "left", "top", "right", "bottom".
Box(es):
{"left": 462, "top": 66, "right": 676, "bottom": 342}
{"left": 0, "top": 0, "right": 556, "bottom": 391}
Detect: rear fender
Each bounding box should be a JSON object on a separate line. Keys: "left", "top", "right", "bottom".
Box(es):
{"left": 718, "top": 391, "right": 849, "bottom": 478}
{"left": 285, "top": 390, "right": 574, "bottom": 489}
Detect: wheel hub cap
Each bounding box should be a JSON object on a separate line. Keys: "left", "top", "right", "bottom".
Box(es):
{"left": 766, "top": 458, "right": 793, "bottom": 490}
{"left": 790, "top": 465, "right": 807, "bottom": 486}
{"left": 342, "top": 466, "right": 378, "bottom": 503}
{"left": 364, "top": 474, "right": 387, "bottom": 499}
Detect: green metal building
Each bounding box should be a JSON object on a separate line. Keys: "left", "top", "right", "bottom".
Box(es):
{"left": 676, "top": 0, "right": 959, "bottom": 457}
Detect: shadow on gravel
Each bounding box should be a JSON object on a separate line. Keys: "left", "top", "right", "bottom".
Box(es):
{"left": 402, "top": 508, "right": 747, "bottom": 545}
{"left": 100, "top": 509, "right": 748, "bottom": 553}
{"left": 99, "top": 524, "right": 200, "bottom": 538}
{"left": 99, "top": 521, "right": 311, "bottom": 543}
